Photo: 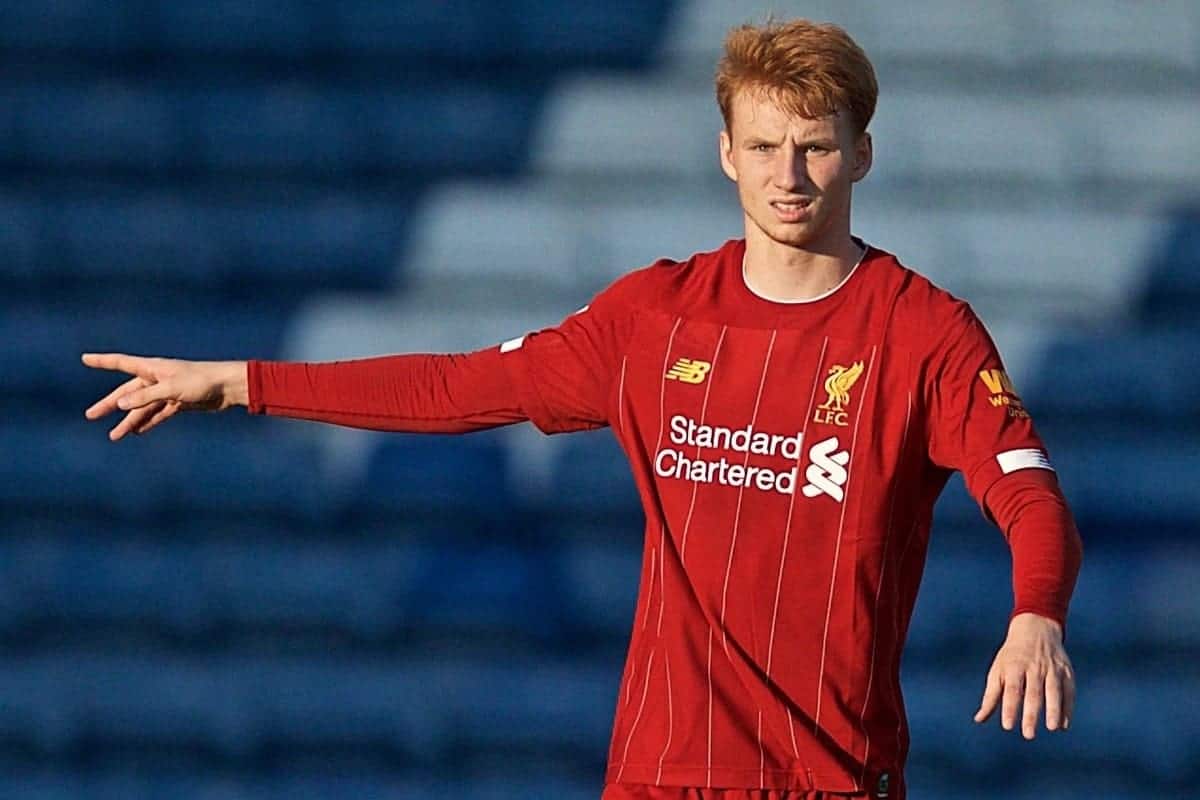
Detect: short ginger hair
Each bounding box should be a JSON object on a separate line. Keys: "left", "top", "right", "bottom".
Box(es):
{"left": 716, "top": 19, "right": 878, "bottom": 137}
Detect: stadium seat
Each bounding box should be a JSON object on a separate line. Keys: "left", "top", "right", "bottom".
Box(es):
{"left": 9, "top": 84, "right": 176, "bottom": 172}
{"left": 1035, "top": 1, "right": 1200, "bottom": 69}
{"left": 663, "top": 0, "right": 1025, "bottom": 65}
{"left": 1027, "top": 327, "right": 1200, "bottom": 421}
{"left": 153, "top": 0, "right": 317, "bottom": 57}
{"left": 0, "top": 417, "right": 333, "bottom": 521}
{"left": 1, "top": 303, "right": 289, "bottom": 410}
{"left": 359, "top": 431, "right": 515, "bottom": 521}
{"left": 555, "top": 539, "right": 641, "bottom": 638}
{"left": 544, "top": 430, "right": 641, "bottom": 519}
{"left": 1140, "top": 211, "right": 1200, "bottom": 321}
{"left": 0, "top": 192, "right": 38, "bottom": 285}
{"left": 6, "top": 80, "right": 542, "bottom": 177}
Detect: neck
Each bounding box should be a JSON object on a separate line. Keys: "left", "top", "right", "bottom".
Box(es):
{"left": 742, "top": 223, "right": 865, "bottom": 302}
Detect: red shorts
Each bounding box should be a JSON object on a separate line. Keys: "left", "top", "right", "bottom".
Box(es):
{"left": 600, "top": 784, "right": 872, "bottom": 800}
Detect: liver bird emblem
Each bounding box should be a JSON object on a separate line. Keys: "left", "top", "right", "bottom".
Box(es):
{"left": 818, "top": 361, "right": 865, "bottom": 412}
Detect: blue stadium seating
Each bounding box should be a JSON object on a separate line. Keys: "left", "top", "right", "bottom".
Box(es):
{"left": 0, "top": 1, "right": 672, "bottom": 68}
{"left": 0, "top": 419, "right": 333, "bottom": 521}
{"left": 4, "top": 82, "right": 543, "bottom": 177}
{"left": 1141, "top": 210, "right": 1200, "bottom": 322}
{"left": 1028, "top": 326, "right": 1200, "bottom": 421}
{"left": 359, "top": 432, "right": 516, "bottom": 522}
{"left": 1, "top": 0, "right": 1196, "bottom": 796}
{"left": 544, "top": 430, "right": 641, "bottom": 519}
{"left": 1, "top": 304, "right": 289, "bottom": 413}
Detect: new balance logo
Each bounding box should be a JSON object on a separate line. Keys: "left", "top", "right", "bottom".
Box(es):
{"left": 665, "top": 358, "right": 712, "bottom": 384}
{"left": 802, "top": 436, "right": 850, "bottom": 502}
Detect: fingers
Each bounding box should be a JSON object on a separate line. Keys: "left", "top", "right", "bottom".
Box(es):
{"left": 974, "top": 666, "right": 1002, "bottom": 723}
{"left": 131, "top": 400, "right": 180, "bottom": 436}
{"left": 1062, "top": 662, "right": 1075, "bottom": 730}
{"left": 1000, "top": 669, "right": 1025, "bottom": 732}
{"left": 116, "top": 379, "right": 177, "bottom": 412}
{"left": 81, "top": 352, "right": 154, "bottom": 376}
{"left": 108, "top": 401, "right": 165, "bottom": 442}
{"left": 1022, "top": 668, "right": 1044, "bottom": 740}
{"left": 85, "top": 375, "right": 146, "bottom": 420}
{"left": 1045, "top": 668, "right": 1062, "bottom": 731}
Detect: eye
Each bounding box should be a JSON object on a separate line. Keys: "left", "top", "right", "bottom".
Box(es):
{"left": 752, "top": 143, "right": 773, "bottom": 152}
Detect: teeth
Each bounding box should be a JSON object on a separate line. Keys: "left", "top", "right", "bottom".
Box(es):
{"left": 773, "top": 202, "right": 806, "bottom": 211}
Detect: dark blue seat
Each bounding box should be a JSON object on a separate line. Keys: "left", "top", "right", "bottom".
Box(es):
{"left": 511, "top": 0, "right": 673, "bottom": 67}
{"left": 360, "top": 431, "right": 515, "bottom": 521}
{"left": 328, "top": 1, "right": 512, "bottom": 61}
{"left": 1027, "top": 326, "right": 1200, "bottom": 421}
{"left": 403, "top": 541, "right": 561, "bottom": 640}
{"left": 214, "top": 192, "right": 408, "bottom": 291}
{"left": 13, "top": 84, "right": 176, "bottom": 172}
{"left": 1050, "top": 430, "right": 1200, "bottom": 530}
{"left": 545, "top": 430, "right": 640, "bottom": 519}
{"left": 0, "top": 193, "right": 38, "bottom": 285}
{"left": 2, "top": 303, "right": 288, "bottom": 404}
{"left": 0, "top": 1, "right": 147, "bottom": 54}
{"left": 153, "top": 0, "right": 317, "bottom": 57}
{"left": 363, "top": 85, "right": 543, "bottom": 175}
{"left": 187, "top": 86, "right": 363, "bottom": 174}
{"left": 1141, "top": 211, "right": 1200, "bottom": 322}
{"left": 24, "top": 188, "right": 409, "bottom": 298}
{"left": 554, "top": 539, "right": 640, "bottom": 637}
{"left": 0, "top": 416, "right": 332, "bottom": 521}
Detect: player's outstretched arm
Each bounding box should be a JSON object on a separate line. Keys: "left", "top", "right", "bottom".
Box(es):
{"left": 82, "top": 353, "right": 248, "bottom": 441}
{"left": 973, "top": 611, "right": 1075, "bottom": 740}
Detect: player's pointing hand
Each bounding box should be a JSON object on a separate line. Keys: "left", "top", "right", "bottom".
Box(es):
{"left": 82, "top": 353, "right": 249, "bottom": 441}
{"left": 973, "top": 612, "right": 1075, "bottom": 740}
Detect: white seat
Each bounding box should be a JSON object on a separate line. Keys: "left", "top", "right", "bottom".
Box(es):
{"left": 533, "top": 76, "right": 719, "bottom": 179}
{"left": 1059, "top": 95, "right": 1200, "bottom": 184}
{"left": 870, "top": 92, "right": 1070, "bottom": 183}
{"left": 663, "top": 0, "right": 1025, "bottom": 65}
{"left": 1027, "top": 0, "right": 1199, "bottom": 68}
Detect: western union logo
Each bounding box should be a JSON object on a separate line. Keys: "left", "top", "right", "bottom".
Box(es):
{"left": 979, "top": 368, "right": 1017, "bottom": 396}
{"left": 978, "top": 368, "right": 1029, "bottom": 418}
{"left": 666, "top": 358, "right": 711, "bottom": 384}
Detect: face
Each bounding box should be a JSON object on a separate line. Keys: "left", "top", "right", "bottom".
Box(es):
{"left": 719, "top": 89, "right": 872, "bottom": 253}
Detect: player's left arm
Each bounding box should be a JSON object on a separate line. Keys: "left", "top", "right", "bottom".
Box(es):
{"left": 925, "top": 303, "right": 1083, "bottom": 740}
{"left": 972, "top": 469, "right": 1081, "bottom": 739}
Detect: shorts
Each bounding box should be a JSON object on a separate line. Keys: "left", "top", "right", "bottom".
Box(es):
{"left": 600, "top": 784, "right": 871, "bottom": 800}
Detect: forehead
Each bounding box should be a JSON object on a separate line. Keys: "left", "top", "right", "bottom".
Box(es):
{"left": 729, "top": 88, "right": 846, "bottom": 139}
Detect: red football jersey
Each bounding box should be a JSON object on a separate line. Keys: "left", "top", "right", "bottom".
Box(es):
{"left": 248, "top": 237, "right": 1077, "bottom": 799}
{"left": 497, "top": 239, "right": 1056, "bottom": 796}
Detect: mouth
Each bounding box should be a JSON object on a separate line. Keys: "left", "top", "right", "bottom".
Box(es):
{"left": 770, "top": 198, "right": 813, "bottom": 221}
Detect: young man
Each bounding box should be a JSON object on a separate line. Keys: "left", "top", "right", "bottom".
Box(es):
{"left": 83, "top": 20, "right": 1081, "bottom": 800}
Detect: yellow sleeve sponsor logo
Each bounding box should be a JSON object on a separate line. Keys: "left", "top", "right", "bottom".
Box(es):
{"left": 978, "top": 368, "right": 1029, "bottom": 418}
{"left": 665, "top": 357, "right": 712, "bottom": 384}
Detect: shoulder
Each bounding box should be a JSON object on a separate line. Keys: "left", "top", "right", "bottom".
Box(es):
{"left": 867, "top": 243, "right": 982, "bottom": 344}
{"left": 590, "top": 239, "right": 739, "bottom": 313}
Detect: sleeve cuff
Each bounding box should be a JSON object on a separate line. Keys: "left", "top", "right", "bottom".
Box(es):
{"left": 246, "top": 359, "right": 265, "bottom": 415}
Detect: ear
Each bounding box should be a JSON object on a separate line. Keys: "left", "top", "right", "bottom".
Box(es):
{"left": 851, "top": 131, "right": 873, "bottom": 183}
{"left": 719, "top": 129, "right": 738, "bottom": 182}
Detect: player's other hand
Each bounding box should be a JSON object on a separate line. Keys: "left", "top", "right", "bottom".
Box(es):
{"left": 82, "top": 353, "right": 249, "bottom": 441}
{"left": 973, "top": 612, "right": 1075, "bottom": 740}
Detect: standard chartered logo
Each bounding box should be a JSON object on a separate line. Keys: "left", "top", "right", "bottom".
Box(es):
{"left": 654, "top": 415, "right": 851, "bottom": 501}
{"left": 801, "top": 436, "right": 850, "bottom": 502}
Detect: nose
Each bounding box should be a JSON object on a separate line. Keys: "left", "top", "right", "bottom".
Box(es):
{"left": 773, "top": 143, "right": 806, "bottom": 191}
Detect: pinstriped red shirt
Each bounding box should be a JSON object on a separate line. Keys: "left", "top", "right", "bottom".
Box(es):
{"left": 248, "top": 237, "right": 1079, "bottom": 799}
{"left": 499, "top": 239, "right": 1059, "bottom": 796}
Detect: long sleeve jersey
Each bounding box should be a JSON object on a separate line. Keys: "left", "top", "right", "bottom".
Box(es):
{"left": 248, "top": 239, "right": 1082, "bottom": 799}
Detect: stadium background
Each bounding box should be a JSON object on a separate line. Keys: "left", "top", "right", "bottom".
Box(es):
{"left": 3, "top": 1, "right": 1198, "bottom": 797}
